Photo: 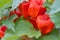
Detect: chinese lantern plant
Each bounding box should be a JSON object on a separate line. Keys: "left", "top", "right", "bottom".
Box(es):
{"left": 0, "top": 0, "right": 60, "bottom": 40}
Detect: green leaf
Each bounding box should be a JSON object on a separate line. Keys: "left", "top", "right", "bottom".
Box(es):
{"left": 2, "top": 20, "right": 15, "bottom": 32}
{"left": 11, "top": 0, "right": 24, "bottom": 10}
{"left": 2, "top": 9, "right": 9, "bottom": 16}
{"left": 0, "top": 0, "right": 12, "bottom": 11}
{"left": 9, "top": 14, "right": 18, "bottom": 22}
{"left": 0, "top": 0, "right": 12, "bottom": 18}
{"left": 59, "top": 32, "right": 60, "bottom": 40}
{"left": 34, "top": 29, "right": 59, "bottom": 40}
{"left": 50, "top": 13, "right": 60, "bottom": 28}
{"left": 0, "top": 9, "right": 9, "bottom": 18}
{"left": 48, "top": 0, "right": 53, "bottom": 3}
{"left": 1, "top": 17, "right": 41, "bottom": 40}
{"left": 1, "top": 30, "right": 21, "bottom": 40}
{"left": 15, "top": 18, "right": 41, "bottom": 38}
{"left": 49, "top": 0, "right": 60, "bottom": 14}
